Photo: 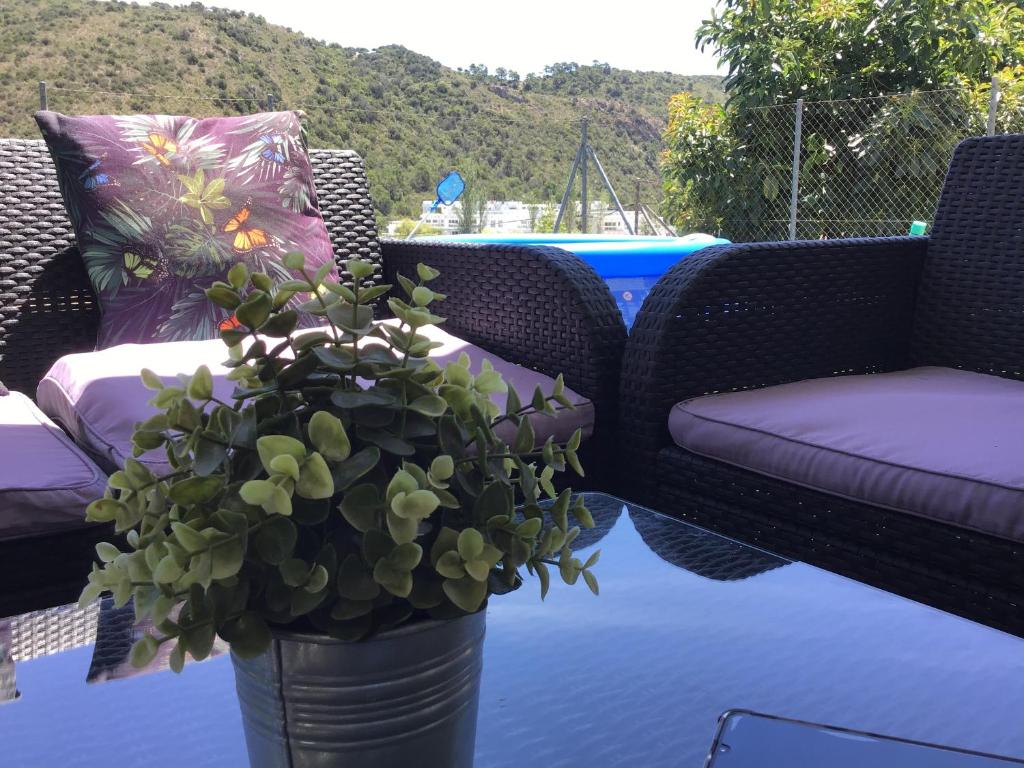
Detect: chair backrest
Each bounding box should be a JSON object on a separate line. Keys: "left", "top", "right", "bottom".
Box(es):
{"left": 911, "top": 134, "right": 1024, "bottom": 378}
{"left": 0, "top": 138, "right": 381, "bottom": 394}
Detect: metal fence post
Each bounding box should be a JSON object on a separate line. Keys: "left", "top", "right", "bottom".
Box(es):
{"left": 579, "top": 118, "right": 588, "bottom": 233}
{"left": 788, "top": 98, "right": 803, "bottom": 240}
{"left": 987, "top": 76, "right": 999, "bottom": 136}
{"left": 38, "top": 81, "right": 48, "bottom": 111}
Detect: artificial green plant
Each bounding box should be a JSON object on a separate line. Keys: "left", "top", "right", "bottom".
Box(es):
{"left": 80, "top": 255, "right": 597, "bottom": 670}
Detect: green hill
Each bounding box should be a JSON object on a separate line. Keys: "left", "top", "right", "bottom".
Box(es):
{"left": 0, "top": 0, "right": 724, "bottom": 221}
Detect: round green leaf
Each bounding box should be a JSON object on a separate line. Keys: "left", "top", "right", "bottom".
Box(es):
{"left": 411, "top": 285, "right": 433, "bottom": 306}
{"left": 256, "top": 517, "right": 297, "bottom": 564}
{"left": 308, "top": 410, "right": 351, "bottom": 462}
{"left": 211, "top": 538, "right": 245, "bottom": 579}
{"left": 96, "top": 541, "right": 120, "bottom": 563}
{"left": 386, "top": 509, "right": 418, "bottom": 544}
{"left": 305, "top": 564, "right": 330, "bottom": 593}
{"left": 235, "top": 291, "right": 272, "bottom": 329}
{"left": 221, "top": 612, "right": 272, "bottom": 659}
{"left": 168, "top": 475, "right": 224, "bottom": 505}
{"left": 256, "top": 435, "right": 307, "bottom": 473}
{"left": 409, "top": 395, "right": 448, "bottom": 417}
{"left": 227, "top": 262, "right": 249, "bottom": 289}
{"left": 240, "top": 479, "right": 274, "bottom": 505}
{"left": 430, "top": 455, "right": 454, "bottom": 481}
{"left": 457, "top": 528, "right": 484, "bottom": 561}
{"left": 373, "top": 560, "right": 413, "bottom": 598}
{"left": 339, "top": 484, "right": 382, "bottom": 532}
{"left": 390, "top": 489, "right": 440, "bottom": 520}
{"left": 442, "top": 576, "right": 487, "bottom": 613}
{"left": 153, "top": 555, "right": 183, "bottom": 584}
{"left": 171, "top": 522, "right": 208, "bottom": 553}
{"left": 205, "top": 284, "right": 241, "bottom": 310}
{"left": 270, "top": 453, "right": 301, "bottom": 481}
{"left": 346, "top": 259, "right": 375, "bottom": 280}
{"left": 129, "top": 634, "right": 160, "bottom": 668}
{"left": 140, "top": 368, "right": 165, "bottom": 391}
{"left": 296, "top": 452, "right": 334, "bottom": 499}
{"left": 388, "top": 542, "right": 423, "bottom": 571}
{"left": 337, "top": 554, "right": 381, "bottom": 600}
{"left": 464, "top": 558, "right": 491, "bottom": 582}
{"left": 436, "top": 551, "right": 466, "bottom": 579}
{"left": 386, "top": 469, "right": 419, "bottom": 503}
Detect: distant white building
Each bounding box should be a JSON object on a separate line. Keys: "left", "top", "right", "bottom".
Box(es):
{"left": 387, "top": 200, "right": 642, "bottom": 236}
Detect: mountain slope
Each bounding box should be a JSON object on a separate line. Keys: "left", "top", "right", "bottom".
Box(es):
{"left": 0, "top": 0, "right": 723, "bottom": 220}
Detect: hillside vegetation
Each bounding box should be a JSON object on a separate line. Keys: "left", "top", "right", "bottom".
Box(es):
{"left": 0, "top": 0, "right": 723, "bottom": 222}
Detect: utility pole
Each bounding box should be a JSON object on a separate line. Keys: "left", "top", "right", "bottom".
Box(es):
{"left": 553, "top": 144, "right": 582, "bottom": 233}
{"left": 554, "top": 117, "right": 634, "bottom": 235}
{"left": 579, "top": 118, "right": 588, "bottom": 233}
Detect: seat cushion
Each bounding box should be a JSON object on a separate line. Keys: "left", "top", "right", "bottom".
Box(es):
{"left": 668, "top": 367, "right": 1024, "bottom": 542}
{"left": 37, "top": 323, "right": 594, "bottom": 475}
{"left": 0, "top": 390, "right": 108, "bottom": 539}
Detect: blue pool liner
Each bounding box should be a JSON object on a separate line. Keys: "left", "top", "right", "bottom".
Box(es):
{"left": 422, "top": 233, "right": 730, "bottom": 328}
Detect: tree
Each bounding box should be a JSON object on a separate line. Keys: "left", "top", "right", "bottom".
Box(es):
{"left": 533, "top": 203, "right": 556, "bottom": 233}
{"left": 698, "top": 0, "right": 1024, "bottom": 109}
{"left": 456, "top": 184, "right": 486, "bottom": 234}
{"left": 662, "top": 0, "right": 1024, "bottom": 240}
{"left": 560, "top": 200, "right": 578, "bottom": 233}
{"left": 391, "top": 218, "right": 440, "bottom": 238}
{"left": 590, "top": 201, "right": 607, "bottom": 234}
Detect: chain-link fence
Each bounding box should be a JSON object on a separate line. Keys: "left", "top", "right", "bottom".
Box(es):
{"left": 695, "top": 86, "right": 1024, "bottom": 242}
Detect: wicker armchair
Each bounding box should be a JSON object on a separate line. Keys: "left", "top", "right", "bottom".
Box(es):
{"left": 0, "top": 139, "right": 625, "bottom": 485}
{"left": 620, "top": 134, "right": 1024, "bottom": 631}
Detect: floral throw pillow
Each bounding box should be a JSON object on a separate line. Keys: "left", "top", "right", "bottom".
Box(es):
{"left": 35, "top": 110, "right": 338, "bottom": 347}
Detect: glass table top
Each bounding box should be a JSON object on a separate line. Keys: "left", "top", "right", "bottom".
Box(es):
{"left": 2, "top": 493, "right": 1024, "bottom": 767}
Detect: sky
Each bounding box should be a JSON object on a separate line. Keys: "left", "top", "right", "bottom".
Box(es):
{"left": 142, "top": 0, "right": 724, "bottom": 76}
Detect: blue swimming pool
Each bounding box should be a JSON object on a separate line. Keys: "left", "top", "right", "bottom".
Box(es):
{"left": 422, "top": 233, "right": 731, "bottom": 328}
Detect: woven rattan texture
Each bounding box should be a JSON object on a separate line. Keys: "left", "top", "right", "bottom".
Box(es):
{"left": 307, "top": 148, "right": 382, "bottom": 284}
{"left": 381, "top": 239, "right": 627, "bottom": 486}
{"left": 0, "top": 140, "right": 382, "bottom": 393}
{"left": 628, "top": 506, "right": 787, "bottom": 582}
{"left": 0, "top": 139, "right": 98, "bottom": 394}
{"left": 657, "top": 449, "right": 1024, "bottom": 636}
{"left": 619, "top": 236, "right": 927, "bottom": 498}
{"left": 8, "top": 601, "right": 99, "bottom": 661}
{"left": 911, "top": 134, "right": 1024, "bottom": 378}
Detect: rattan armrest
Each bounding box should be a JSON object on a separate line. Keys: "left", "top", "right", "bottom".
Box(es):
{"left": 380, "top": 239, "right": 627, "bottom": 485}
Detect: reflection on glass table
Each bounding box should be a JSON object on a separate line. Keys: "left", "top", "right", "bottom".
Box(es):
{"left": 1, "top": 493, "right": 1024, "bottom": 768}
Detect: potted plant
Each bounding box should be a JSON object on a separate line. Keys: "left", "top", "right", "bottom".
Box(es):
{"left": 79, "top": 256, "right": 598, "bottom": 768}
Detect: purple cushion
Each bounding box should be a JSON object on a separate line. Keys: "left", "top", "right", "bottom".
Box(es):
{"left": 37, "top": 323, "right": 594, "bottom": 475}
{"left": 0, "top": 390, "right": 108, "bottom": 539}
{"left": 35, "top": 110, "right": 337, "bottom": 347}
{"left": 668, "top": 367, "right": 1024, "bottom": 542}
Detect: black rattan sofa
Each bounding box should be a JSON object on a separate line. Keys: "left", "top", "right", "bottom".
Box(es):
{"left": 619, "top": 134, "right": 1024, "bottom": 632}
{"left": 0, "top": 138, "right": 625, "bottom": 611}
{"left": 0, "top": 138, "right": 625, "bottom": 478}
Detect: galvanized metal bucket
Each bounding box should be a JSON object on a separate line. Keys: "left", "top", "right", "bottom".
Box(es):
{"left": 232, "top": 611, "right": 486, "bottom": 768}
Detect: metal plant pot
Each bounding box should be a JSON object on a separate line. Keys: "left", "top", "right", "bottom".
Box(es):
{"left": 232, "top": 610, "right": 486, "bottom": 768}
